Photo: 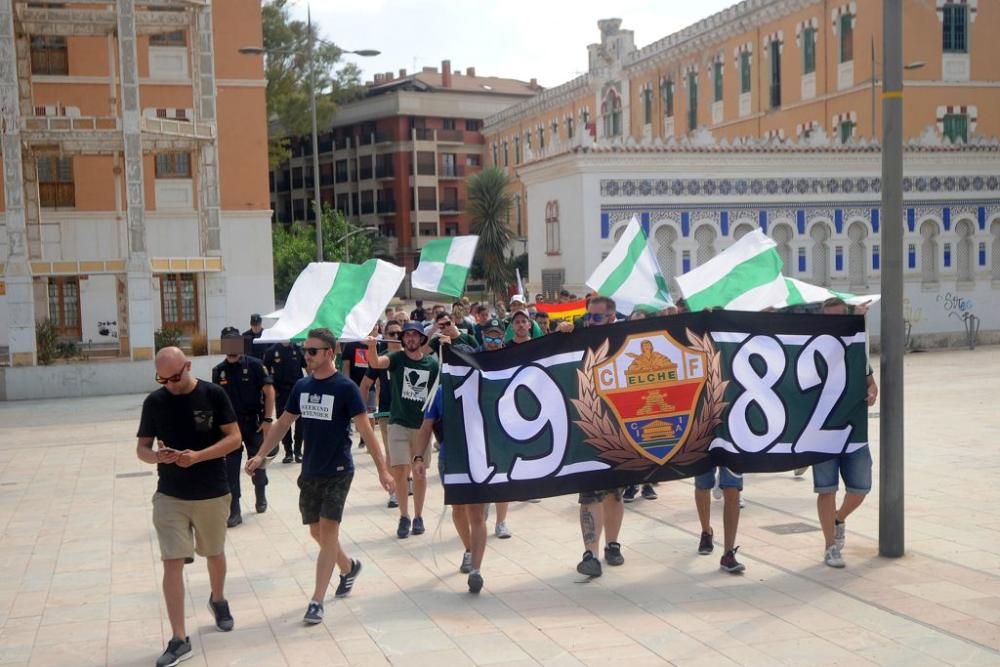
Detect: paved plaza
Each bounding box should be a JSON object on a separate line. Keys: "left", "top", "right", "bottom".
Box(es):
{"left": 0, "top": 346, "right": 998, "bottom": 666}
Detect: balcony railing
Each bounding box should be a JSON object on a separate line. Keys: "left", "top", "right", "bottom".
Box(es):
{"left": 439, "top": 199, "right": 465, "bottom": 213}
{"left": 374, "top": 130, "right": 395, "bottom": 143}
{"left": 375, "top": 165, "right": 395, "bottom": 179}
{"left": 437, "top": 129, "right": 464, "bottom": 143}
{"left": 417, "top": 199, "right": 437, "bottom": 211}
{"left": 439, "top": 164, "right": 464, "bottom": 178}
{"left": 413, "top": 128, "right": 434, "bottom": 141}
{"left": 376, "top": 200, "right": 397, "bottom": 214}
{"left": 39, "top": 182, "right": 75, "bottom": 208}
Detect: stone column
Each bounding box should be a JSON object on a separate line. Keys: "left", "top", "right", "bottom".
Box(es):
{"left": 117, "top": 0, "right": 154, "bottom": 360}
{"left": 1, "top": 0, "right": 36, "bottom": 366}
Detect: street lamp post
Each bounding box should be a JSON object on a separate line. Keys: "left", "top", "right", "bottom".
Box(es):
{"left": 335, "top": 226, "right": 377, "bottom": 264}
{"left": 239, "top": 4, "right": 379, "bottom": 262}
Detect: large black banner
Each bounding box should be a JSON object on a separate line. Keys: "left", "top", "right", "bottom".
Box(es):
{"left": 440, "top": 311, "right": 869, "bottom": 504}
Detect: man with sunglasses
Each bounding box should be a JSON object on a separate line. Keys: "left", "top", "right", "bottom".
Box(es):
{"left": 428, "top": 311, "right": 478, "bottom": 357}
{"left": 138, "top": 347, "right": 243, "bottom": 667}
{"left": 247, "top": 328, "right": 394, "bottom": 625}
{"left": 212, "top": 327, "right": 276, "bottom": 527}
{"left": 367, "top": 321, "right": 438, "bottom": 539}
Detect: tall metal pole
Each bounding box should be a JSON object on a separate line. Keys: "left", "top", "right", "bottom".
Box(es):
{"left": 879, "top": 0, "right": 905, "bottom": 558}
{"left": 870, "top": 36, "right": 876, "bottom": 137}
{"left": 308, "top": 5, "right": 323, "bottom": 262}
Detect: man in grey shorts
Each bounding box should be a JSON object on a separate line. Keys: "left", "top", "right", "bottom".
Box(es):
{"left": 137, "top": 347, "right": 243, "bottom": 666}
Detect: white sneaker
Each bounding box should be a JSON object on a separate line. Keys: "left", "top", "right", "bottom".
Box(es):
{"left": 824, "top": 544, "right": 846, "bottom": 568}
{"left": 495, "top": 521, "right": 512, "bottom": 539}
{"left": 738, "top": 494, "right": 746, "bottom": 509}
{"left": 460, "top": 551, "right": 473, "bottom": 574}
{"left": 712, "top": 483, "right": 723, "bottom": 500}
{"left": 834, "top": 521, "right": 846, "bottom": 550}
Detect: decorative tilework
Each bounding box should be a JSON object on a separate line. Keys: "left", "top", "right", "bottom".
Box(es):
{"left": 871, "top": 208, "right": 880, "bottom": 233}
{"left": 834, "top": 209, "right": 844, "bottom": 234}
{"left": 943, "top": 207, "right": 951, "bottom": 231}
{"left": 681, "top": 212, "right": 690, "bottom": 237}
{"left": 944, "top": 243, "right": 952, "bottom": 267}
{"left": 979, "top": 242, "right": 987, "bottom": 266}
{"left": 601, "top": 212, "right": 610, "bottom": 239}
{"left": 908, "top": 244, "right": 916, "bottom": 269}
{"left": 797, "top": 210, "right": 806, "bottom": 234}
{"left": 835, "top": 246, "right": 844, "bottom": 271}
{"left": 720, "top": 211, "right": 729, "bottom": 236}
{"left": 758, "top": 210, "right": 768, "bottom": 232}
{"left": 979, "top": 206, "right": 987, "bottom": 231}
{"left": 908, "top": 208, "right": 916, "bottom": 233}
{"left": 599, "top": 176, "right": 998, "bottom": 198}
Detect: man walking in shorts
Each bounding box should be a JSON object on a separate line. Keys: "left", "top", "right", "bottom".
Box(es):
{"left": 248, "top": 328, "right": 394, "bottom": 624}
{"left": 367, "top": 321, "right": 439, "bottom": 538}
{"left": 694, "top": 467, "right": 746, "bottom": 573}
{"left": 137, "top": 347, "right": 243, "bottom": 666}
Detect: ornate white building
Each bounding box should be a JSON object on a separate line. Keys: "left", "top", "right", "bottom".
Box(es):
{"left": 519, "top": 130, "right": 1000, "bottom": 347}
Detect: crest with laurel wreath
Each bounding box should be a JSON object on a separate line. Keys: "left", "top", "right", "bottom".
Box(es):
{"left": 570, "top": 329, "right": 729, "bottom": 472}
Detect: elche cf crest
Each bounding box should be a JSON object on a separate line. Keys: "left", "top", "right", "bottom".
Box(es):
{"left": 594, "top": 333, "right": 708, "bottom": 464}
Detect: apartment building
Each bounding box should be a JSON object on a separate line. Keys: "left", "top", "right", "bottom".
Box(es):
{"left": 269, "top": 60, "right": 539, "bottom": 269}
{"left": 483, "top": 0, "right": 1000, "bottom": 345}
{"left": 0, "top": 0, "right": 273, "bottom": 367}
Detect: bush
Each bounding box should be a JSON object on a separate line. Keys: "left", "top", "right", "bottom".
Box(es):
{"left": 56, "top": 340, "right": 80, "bottom": 360}
{"left": 154, "top": 328, "right": 183, "bottom": 352}
{"left": 191, "top": 331, "right": 209, "bottom": 356}
{"left": 35, "top": 319, "right": 59, "bottom": 366}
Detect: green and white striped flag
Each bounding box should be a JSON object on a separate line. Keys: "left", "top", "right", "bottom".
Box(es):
{"left": 586, "top": 217, "right": 673, "bottom": 315}
{"left": 411, "top": 235, "right": 479, "bottom": 298}
{"left": 676, "top": 229, "right": 788, "bottom": 311}
{"left": 259, "top": 260, "right": 404, "bottom": 343}
{"left": 783, "top": 277, "right": 880, "bottom": 307}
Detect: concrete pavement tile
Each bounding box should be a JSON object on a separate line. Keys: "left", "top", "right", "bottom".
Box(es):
{"left": 452, "top": 631, "right": 535, "bottom": 664}
{"left": 542, "top": 622, "right": 636, "bottom": 652}
{"left": 31, "top": 619, "right": 107, "bottom": 646}
{"left": 26, "top": 639, "right": 106, "bottom": 667}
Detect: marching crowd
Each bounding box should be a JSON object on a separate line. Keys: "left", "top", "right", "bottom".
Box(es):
{"left": 137, "top": 291, "right": 877, "bottom": 667}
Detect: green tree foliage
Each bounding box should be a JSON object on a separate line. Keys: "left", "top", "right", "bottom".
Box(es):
{"left": 272, "top": 209, "right": 378, "bottom": 301}
{"left": 467, "top": 167, "right": 515, "bottom": 300}
{"left": 262, "top": 0, "right": 367, "bottom": 166}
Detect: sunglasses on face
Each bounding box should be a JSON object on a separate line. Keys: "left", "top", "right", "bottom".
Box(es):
{"left": 438, "top": 321, "right": 452, "bottom": 328}
{"left": 304, "top": 346, "right": 331, "bottom": 356}
{"left": 483, "top": 335, "right": 504, "bottom": 345}
{"left": 588, "top": 313, "right": 609, "bottom": 323}
{"left": 155, "top": 363, "right": 189, "bottom": 385}
{"left": 385, "top": 331, "right": 401, "bottom": 338}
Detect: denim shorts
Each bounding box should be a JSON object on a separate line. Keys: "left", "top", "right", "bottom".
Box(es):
{"left": 812, "top": 445, "right": 872, "bottom": 495}
{"left": 694, "top": 466, "right": 743, "bottom": 491}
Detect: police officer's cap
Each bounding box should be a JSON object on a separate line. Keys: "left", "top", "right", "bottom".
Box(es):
{"left": 221, "top": 326, "right": 241, "bottom": 339}
{"left": 250, "top": 313, "right": 262, "bottom": 325}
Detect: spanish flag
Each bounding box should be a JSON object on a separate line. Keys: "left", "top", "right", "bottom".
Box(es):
{"left": 536, "top": 298, "right": 587, "bottom": 321}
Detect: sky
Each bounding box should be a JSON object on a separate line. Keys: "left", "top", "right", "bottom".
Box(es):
{"left": 288, "top": 0, "right": 739, "bottom": 89}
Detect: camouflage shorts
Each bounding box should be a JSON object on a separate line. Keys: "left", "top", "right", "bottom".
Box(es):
{"left": 298, "top": 474, "right": 354, "bottom": 524}
{"left": 578, "top": 488, "right": 624, "bottom": 504}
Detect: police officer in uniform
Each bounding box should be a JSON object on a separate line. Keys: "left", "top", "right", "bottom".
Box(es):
{"left": 262, "top": 340, "right": 306, "bottom": 464}
{"left": 242, "top": 314, "right": 264, "bottom": 359}
{"left": 213, "top": 327, "right": 275, "bottom": 527}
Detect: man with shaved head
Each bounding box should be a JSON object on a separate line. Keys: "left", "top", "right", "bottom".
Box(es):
{"left": 137, "top": 347, "right": 243, "bottom": 667}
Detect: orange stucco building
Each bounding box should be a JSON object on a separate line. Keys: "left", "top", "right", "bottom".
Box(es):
{"left": 0, "top": 0, "right": 273, "bottom": 369}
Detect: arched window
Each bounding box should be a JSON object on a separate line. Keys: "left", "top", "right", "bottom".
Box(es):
{"left": 811, "top": 222, "right": 831, "bottom": 286}
{"left": 733, "top": 222, "right": 755, "bottom": 240}
{"left": 992, "top": 220, "right": 1000, "bottom": 281}
{"left": 920, "top": 220, "right": 939, "bottom": 285}
{"left": 955, "top": 220, "right": 974, "bottom": 283}
{"left": 601, "top": 89, "right": 623, "bottom": 137}
{"left": 654, "top": 225, "right": 678, "bottom": 278}
{"left": 771, "top": 223, "right": 793, "bottom": 270}
{"left": 847, "top": 221, "right": 868, "bottom": 290}
{"left": 695, "top": 225, "right": 717, "bottom": 266}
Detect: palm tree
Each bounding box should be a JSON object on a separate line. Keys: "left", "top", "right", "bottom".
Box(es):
{"left": 467, "top": 166, "right": 514, "bottom": 301}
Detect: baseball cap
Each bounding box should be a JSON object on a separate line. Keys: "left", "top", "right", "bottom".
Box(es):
{"left": 510, "top": 310, "right": 531, "bottom": 323}
{"left": 510, "top": 294, "right": 526, "bottom": 304}
{"left": 221, "top": 326, "right": 241, "bottom": 339}
{"left": 483, "top": 318, "right": 504, "bottom": 334}
{"left": 250, "top": 313, "right": 262, "bottom": 325}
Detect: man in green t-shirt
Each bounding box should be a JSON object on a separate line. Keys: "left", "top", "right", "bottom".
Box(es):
{"left": 429, "top": 311, "right": 478, "bottom": 357}
{"left": 367, "top": 321, "right": 439, "bottom": 539}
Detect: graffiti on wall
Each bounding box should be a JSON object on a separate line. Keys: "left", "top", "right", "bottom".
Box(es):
{"left": 97, "top": 320, "right": 118, "bottom": 339}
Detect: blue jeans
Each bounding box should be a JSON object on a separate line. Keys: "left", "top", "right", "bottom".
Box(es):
{"left": 694, "top": 467, "right": 743, "bottom": 491}
{"left": 812, "top": 445, "right": 872, "bottom": 495}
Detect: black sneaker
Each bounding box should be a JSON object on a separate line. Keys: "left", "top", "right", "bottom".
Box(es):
{"left": 282, "top": 454, "right": 293, "bottom": 464}
{"left": 294, "top": 454, "right": 303, "bottom": 463}
{"left": 622, "top": 486, "right": 637, "bottom": 503}
{"left": 397, "top": 516, "right": 411, "bottom": 539}
{"left": 698, "top": 531, "right": 714, "bottom": 555}
{"left": 468, "top": 571, "right": 484, "bottom": 594}
{"left": 720, "top": 547, "right": 747, "bottom": 574}
{"left": 411, "top": 516, "right": 425, "bottom": 535}
{"left": 156, "top": 636, "right": 192, "bottom": 666}
{"left": 641, "top": 484, "right": 658, "bottom": 500}
{"left": 207, "top": 596, "right": 234, "bottom": 632}
{"left": 576, "top": 551, "right": 602, "bottom": 577}
{"left": 303, "top": 600, "right": 324, "bottom": 625}
{"left": 604, "top": 542, "right": 625, "bottom": 566}
{"left": 335, "top": 559, "right": 362, "bottom": 597}
{"left": 226, "top": 512, "right": 242, "bottom": 528}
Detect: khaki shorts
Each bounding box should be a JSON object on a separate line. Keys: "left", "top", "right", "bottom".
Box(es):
{"left": 387, "top": 423, "right": 430, "bottom": 468}
{"left": 152, "top": 492, "right": 230, "bottom": 563}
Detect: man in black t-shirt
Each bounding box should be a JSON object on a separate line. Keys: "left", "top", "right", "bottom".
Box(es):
{"left": 213, "top": 327, "right": 275, "bottom": 527}
{"left": 137, "top": 347, "right": 242, "bottom": 667}
{"left": 263, "top": 341, "right": 307, "bottom": 463}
